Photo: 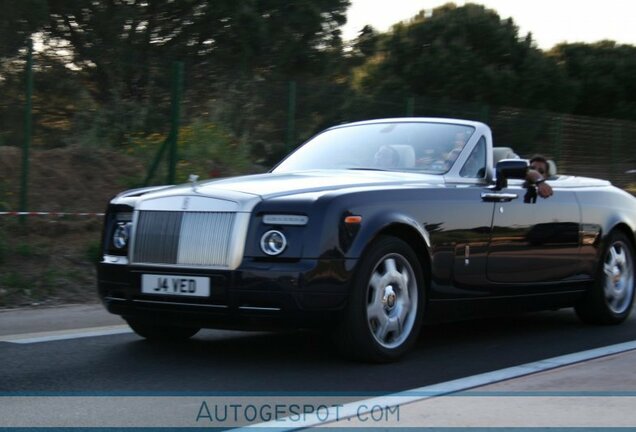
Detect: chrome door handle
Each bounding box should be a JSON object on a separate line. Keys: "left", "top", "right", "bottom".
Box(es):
{"left": 481, "top": 192, "right": 518, "bottom": 202}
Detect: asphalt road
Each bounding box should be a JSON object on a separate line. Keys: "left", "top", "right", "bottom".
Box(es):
{"left": 2, "top": 308, "right": 636, "bottom": 394}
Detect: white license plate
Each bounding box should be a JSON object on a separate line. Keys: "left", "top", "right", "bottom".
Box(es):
{"left": 141, "top": 274, "right": 210, "bottom": 297}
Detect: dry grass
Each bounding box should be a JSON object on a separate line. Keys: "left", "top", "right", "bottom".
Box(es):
{"left": 0, "top": 146, "right": 145, "bottom": 308}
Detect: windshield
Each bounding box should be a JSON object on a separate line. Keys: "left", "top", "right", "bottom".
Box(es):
{"left": 273, "top": 122, "right": 475, "bottom": 174}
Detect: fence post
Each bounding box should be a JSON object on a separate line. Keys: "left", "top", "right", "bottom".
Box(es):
{"left": 611, "top": 121, "right": 622, "bottom": 184}
{"left": 406, "top": 96, "right": 415, "bottom": 116}
{"left": 19, "top": 39, "right": 34, "bottom": 224}
{"left": 286, "top": 81, "right": 297, "bottom": 152}
{"left": 143, "top": 139, "right": 169, "bottom": 186}
{"left": 552, "top": 115, "right": 563, "bottom": 169}
{"left": 167, "top": 61, "right": 184, "bottom": 184}
{"left": 479, "top": 104, "right": 490, "bottom": 123}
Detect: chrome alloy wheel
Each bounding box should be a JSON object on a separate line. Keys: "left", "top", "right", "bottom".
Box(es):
{"left": 366, "top": 253, "right": 418, "bottom": 349}
{"left": 603, "top": 240, "right": 635, "bottom": 314}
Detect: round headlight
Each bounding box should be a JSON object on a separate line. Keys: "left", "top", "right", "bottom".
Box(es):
{"left": 260, "top": 230, "right": 287, "bottom": 256}
{"left": 113, "top": 222, "right": 131, "bottom": 249}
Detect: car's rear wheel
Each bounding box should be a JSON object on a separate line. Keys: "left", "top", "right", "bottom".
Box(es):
{"left": 126, "top": 319, "right": 200, "bottom": 341}
{"left": 337, "top": 235, "right": 424, "bottom": 362}
{"left": 575, "top": 231, "right": 635, "bottom": 324}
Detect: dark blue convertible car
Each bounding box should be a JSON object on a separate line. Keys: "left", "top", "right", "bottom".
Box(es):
{"left": 98, "top": 118, "right": 636, "bottom": 362}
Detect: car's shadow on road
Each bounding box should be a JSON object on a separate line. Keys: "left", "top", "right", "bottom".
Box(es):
{"left": 102, "top": 308, "right": 634, "bottom": 392}
{"left": 4, "top": 309, "right": 634, "bottom": 393}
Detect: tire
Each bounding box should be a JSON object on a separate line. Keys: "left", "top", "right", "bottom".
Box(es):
{"left": 126, "top": 318, "right": 200, "bottom": 341}
{"left": 575, "top": 231, "right": 635, "bottom": 325}
{"left": 336, "top": 235, "right": 425, "bottom": 362}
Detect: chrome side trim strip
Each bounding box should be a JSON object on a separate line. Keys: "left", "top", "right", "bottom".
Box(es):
{"left": 238, "top": 306, "right": 282, "bottom": 312}
{"left": 103, "top": 255, "right": 129, "bottom": 265}
{"left": 103, "top": 296, "right": 127, "bottom": 302}
{"left": 131, "top": 299, "right": 229, "bottom": 309}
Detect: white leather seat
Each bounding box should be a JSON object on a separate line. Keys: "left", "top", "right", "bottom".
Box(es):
{"left": 390, "top": 145, "right": 416, "bottom": 168}
{"left": 493, "top": 147, "right": 520, "bottom": 164}
{"left": 547, "top": 160, "right": 558, "bottom": 178}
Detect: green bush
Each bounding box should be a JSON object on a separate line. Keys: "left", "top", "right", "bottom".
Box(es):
{"left": 16, "top": 242, "right": 36, "bottom": 258}
{"left": 176, "top": 120, "right": 253, "bottom": 180}
{"left": 1, "top": 272, "right": 30, "bottom": 292}
{"left": 129, "top": 120, "right": 255, "bottom": 185}
{"left": 85, "top": 240, "right": 102, "bottom": 264}
{"left": 0, "top": 230, "right": 6, "bottom": 265}
{"left": 0, "top": 178, "right": 10, "bottom": 211}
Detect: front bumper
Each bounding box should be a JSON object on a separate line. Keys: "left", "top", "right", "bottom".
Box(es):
{"left": 97, "top": 258, "right": 355, "bottom": 330}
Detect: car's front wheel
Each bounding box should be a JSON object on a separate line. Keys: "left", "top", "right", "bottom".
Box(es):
{"left": 337, "top": 235, "right": 424, "bottom": 362}
{"left": 126, "top": 319, "right": 200, "bottom": 341}
{"left": 576, "top": 231, "right": 635, "bottom": 324}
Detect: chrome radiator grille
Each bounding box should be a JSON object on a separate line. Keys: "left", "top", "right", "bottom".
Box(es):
{"left": 132, "top": 211, "right": 236, "bottom": 267}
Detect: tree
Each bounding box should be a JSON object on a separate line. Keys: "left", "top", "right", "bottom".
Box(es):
{"left": 15, "top": 0, "right": 349, "bottom": 146}
{"left": 0, "top": 0, "right": 48, "bottom": 59}
{"left": 551, "top": 41, "right": 636, "bottom": 120}
{"left": 36, "top": 1, "right": 349, "bottom": 103}
{"left": 351, "top": 3, "right": 575, "bottom": 114}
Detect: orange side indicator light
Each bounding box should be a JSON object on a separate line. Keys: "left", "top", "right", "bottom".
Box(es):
{"left": 344, "top": 215, "right": 362, "bottom": 224}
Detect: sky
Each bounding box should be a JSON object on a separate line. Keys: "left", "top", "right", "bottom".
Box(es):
{"left": 343, "top": 0, "right": 636, "bottom": 50}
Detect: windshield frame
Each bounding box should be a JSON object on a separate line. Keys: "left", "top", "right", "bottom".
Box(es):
{"left": 272, "top": 118, "right": 482, "bottom": 176}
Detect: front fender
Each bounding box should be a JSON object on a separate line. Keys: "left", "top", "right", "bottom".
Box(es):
{"left": 346, "top": 211, "right": 431, "bottom": 259}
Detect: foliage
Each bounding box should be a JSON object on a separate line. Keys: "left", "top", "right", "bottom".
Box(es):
{"left": 130, "top": 120, "right": 256, "bottom": 185}
{"left": 0, "top": 218, "right": 100, "bottom": 308}
{"left": 0, "top": 178, "right": 10, "bottom": 211}
{"left": 0, "top": 0, "right": 48, "bottom": 59}
{"left": 39, "top": 1, "right": 348, "bottom": 128}
{"left": 175, "top": 120, "right": 254, "bottom": 180}
{"left": 85, "top": 240, "right": 101, "bottom": 265}
{"left": 0, "top": 0, "right": 635, "bottom": 161}
{"left": 1, "top": 272, "right": 30, "bottom": 291}
{"left": 351, "top": 3, "right": 575, "bottom": 114}
{"left": 16, "top": 242, "right": 37, "bottom": 258}
{"left": 0, "top": 228, "right": 6, "bottom": 265}
{"left": 550, "top": 41, "right": 636, "bottom": 120}
{"left": 0, "top": 51, "right": 96, "bottom": 149}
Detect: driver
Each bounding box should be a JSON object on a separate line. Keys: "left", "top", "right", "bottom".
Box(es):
{"left": 374, "top": 145, "right": 399, "bottom": 168}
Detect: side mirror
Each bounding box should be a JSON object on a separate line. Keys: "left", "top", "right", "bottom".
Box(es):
{"left": 495, "top": 159, "right": 528, "bottom": 189}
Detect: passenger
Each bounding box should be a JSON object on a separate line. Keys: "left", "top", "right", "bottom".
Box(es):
{"left": 526, "top": 154, "right": 553, "bottom": 199}
{"left": 374, "top": 145, "right": 399, "bottom": 168}
{"left": 442, "top": 130, "right": 471, "bottom": 170}
{"left": 530, "top": 155, "right": 550, "bottom": 177}
{"left": 445, "top": 147, "right": 462, "bottom": 170}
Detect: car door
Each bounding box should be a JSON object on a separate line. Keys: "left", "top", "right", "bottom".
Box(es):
{"left": 484, "top": 180, "right": 581, "bottom": 286}
{"left": 446, "top": 136, "right": 495, "bottom": 289}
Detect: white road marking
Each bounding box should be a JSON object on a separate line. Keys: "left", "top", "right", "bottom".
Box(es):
{"left": 238, "top": 340, "right": 636, "bottom": 430}
{"left": 0, "top": 325, "right": 132, "bottom": 344}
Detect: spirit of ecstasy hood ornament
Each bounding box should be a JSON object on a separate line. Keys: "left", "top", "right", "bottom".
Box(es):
{"left": 188, "top": 174, "right": 199, "bottom": 191}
